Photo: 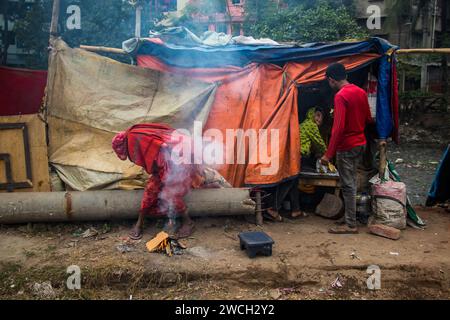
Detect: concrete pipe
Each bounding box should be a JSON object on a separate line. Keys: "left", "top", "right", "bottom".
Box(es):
{"left": 0, "top": 189, "right": 256, "bottom": 224}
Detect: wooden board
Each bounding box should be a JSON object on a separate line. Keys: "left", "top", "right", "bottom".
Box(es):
{"left": 299, "top": 177, "right": 341, "bottom": 188}
{"left": 0, "top": 114, "right": 50, "bottom": 192}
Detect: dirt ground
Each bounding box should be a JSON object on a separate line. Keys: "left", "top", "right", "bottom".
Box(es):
{"left": 0, "top": 205, "right": 449, "bottom": 300}
{"left": 1, "top": 117, "right": 449, "bottom": 300}
{"left": 390, "top": 143, "right": 445, "bottom": 205}
{"left": 392, "top": 112, "right": 449, "bottom": 205}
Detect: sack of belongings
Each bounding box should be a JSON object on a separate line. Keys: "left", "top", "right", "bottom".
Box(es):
{"left": 371, "top": 180, "right": 407, "bottom": 230}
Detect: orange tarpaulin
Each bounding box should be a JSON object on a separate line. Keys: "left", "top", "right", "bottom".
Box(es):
{"left": 137, "top": 53, "right": 380, "bottom": 187}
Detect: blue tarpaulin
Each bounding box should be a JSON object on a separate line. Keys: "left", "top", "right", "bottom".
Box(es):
{"left": 427, "top": 145, "right": 450, "bottom": 206}
{"left": 126, "top": 30, "right": 398, "bottom": 141}
{"left": 128, "top": 37, "right": 395, "bottom": 69}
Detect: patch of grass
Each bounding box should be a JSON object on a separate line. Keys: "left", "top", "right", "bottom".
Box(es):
{"left": 0, "top": 261, "right": 22, "bottom": 277}
{"left": 0, "top": 262, "right": 24, "bottom": 296}
{"left": 45, "top": 245, "right": 57, "bottom": 253}
{"left": 23, "top": 249, "right": 37, "bottom": 258}
{"left": 101, "top": 223, "right": 111, "bottom": 234}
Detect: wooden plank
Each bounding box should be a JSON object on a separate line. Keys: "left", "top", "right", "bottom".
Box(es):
{"left": 0, "top": 114, "right": 51, "bottom": 192}
{"left": 299, "top": 178, "right": 340, "bottom": 188}
{"left": 298, "top": 172, "right": 339, "bottom": 180}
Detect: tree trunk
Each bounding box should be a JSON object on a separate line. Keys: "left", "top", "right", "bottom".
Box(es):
{"left": 256, "top": 0, "right": 260, "bottom": 21}
{"left": 440, "top": 0, "right": 448, "bottom": 108}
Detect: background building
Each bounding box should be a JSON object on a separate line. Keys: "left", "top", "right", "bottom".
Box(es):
{"left": 193, "top": 0, "right": 245, "bottom": 36}
{"left": 355, "top": 0, "right": 449, "bottom": 92}
{"left": 355, "top": 0, "right": 445, "bottom": 49}
{"left": 0, "top": 0, "right": 36, "bottom": 67}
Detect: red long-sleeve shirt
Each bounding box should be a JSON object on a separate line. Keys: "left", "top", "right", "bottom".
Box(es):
{"left": 325, "top": 83, "right": 374, "bottom": 159}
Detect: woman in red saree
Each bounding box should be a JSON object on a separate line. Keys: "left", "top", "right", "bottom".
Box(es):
{"left": 112, "top": 123, "right": 196, "bottom": 240}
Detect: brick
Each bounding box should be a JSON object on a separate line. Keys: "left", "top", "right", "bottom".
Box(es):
{"left": 369, "top": 224, "right": 401, "bottom": 240}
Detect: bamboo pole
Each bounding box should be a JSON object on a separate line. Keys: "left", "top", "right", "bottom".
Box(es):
{"left": 397, "top": 48, "right": 450, "bottom": 54}
{"left": 78, "top": 45, "right": 450, "bottom": 56}
{"left": 378, "top": 140, "right": 387, "bottom": 180}
{"left": 49, "top": 0, "right": 60, "bottom": 38}
{"left": 79, "top": 45, "right": 127, "bottom": 55}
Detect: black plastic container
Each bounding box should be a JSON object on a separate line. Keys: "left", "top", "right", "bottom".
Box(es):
{"left": 238, "top": 231, "right": 274, "bottom": 258}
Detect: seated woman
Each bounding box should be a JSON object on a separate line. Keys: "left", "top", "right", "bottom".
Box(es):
{"left": 264, "top": 107, "right": 327, "bottom": 221}
{"left": 300, "top": 107, "right": 327, "bottom": 172}
{"left": 266, "top": 179, "right": 304, "bottom": 221}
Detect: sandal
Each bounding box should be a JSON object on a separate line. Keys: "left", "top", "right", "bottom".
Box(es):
{"left": 291, "top": 211, "right": 306, "bottom": 219}
{"left": 128, "top": 226, "right": 143, "bottom": 240}
{"left": 265, "top": 208, "right": 283, "bottom": 222}
{"left": 174, "top": 221, "right": 195, "bottom": 239}
{"left": 328, "top": 225, "right": 358, "bottom": 234}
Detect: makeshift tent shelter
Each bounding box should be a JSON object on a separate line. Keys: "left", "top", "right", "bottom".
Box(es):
{"left": 45, "top": 39, "right": 217, "bottom": 191}
{"left": 122, "top": 30, "right": 399, "bottom": 188}
{"left": 45, "top": 29, "right": 399, "bottom": 191}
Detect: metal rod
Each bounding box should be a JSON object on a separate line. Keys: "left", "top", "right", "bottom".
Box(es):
{"left": 255, "top": 191, "right": 263, "bottom": 226}
{"left": 0, "top": 123, "right": 33, "bottom": 191}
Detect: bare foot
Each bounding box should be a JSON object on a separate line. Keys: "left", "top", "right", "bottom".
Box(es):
{"left": 129, "top": 224, "right": 143, "bottom": 240}
{"left": 175, "top": 221, "right": 195, "bottom": 239}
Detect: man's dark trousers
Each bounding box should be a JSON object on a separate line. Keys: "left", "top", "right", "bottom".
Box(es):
{"left": 336, "top": 145, "right": 365, "bottom": 228}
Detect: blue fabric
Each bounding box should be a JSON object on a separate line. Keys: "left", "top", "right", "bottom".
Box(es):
{"left": 376, "top": 55, "right": 393, "bottom": 139}
{"left": 373, "top": 37, "right": 397, "bottom": 139}
{"left": 135, "top": 37, "right": 395, "bottom": 68}
{"left": 427, "top": 145, "right": 450, "bottom": 205}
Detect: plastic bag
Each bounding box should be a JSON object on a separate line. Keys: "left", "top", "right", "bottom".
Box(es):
{"left": 371, "top": 181, "right": 407, "bottom": 229}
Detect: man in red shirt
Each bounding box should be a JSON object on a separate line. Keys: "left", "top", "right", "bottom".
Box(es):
{"left": 320, "top": 63, "right": 374, "bottom": 234}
